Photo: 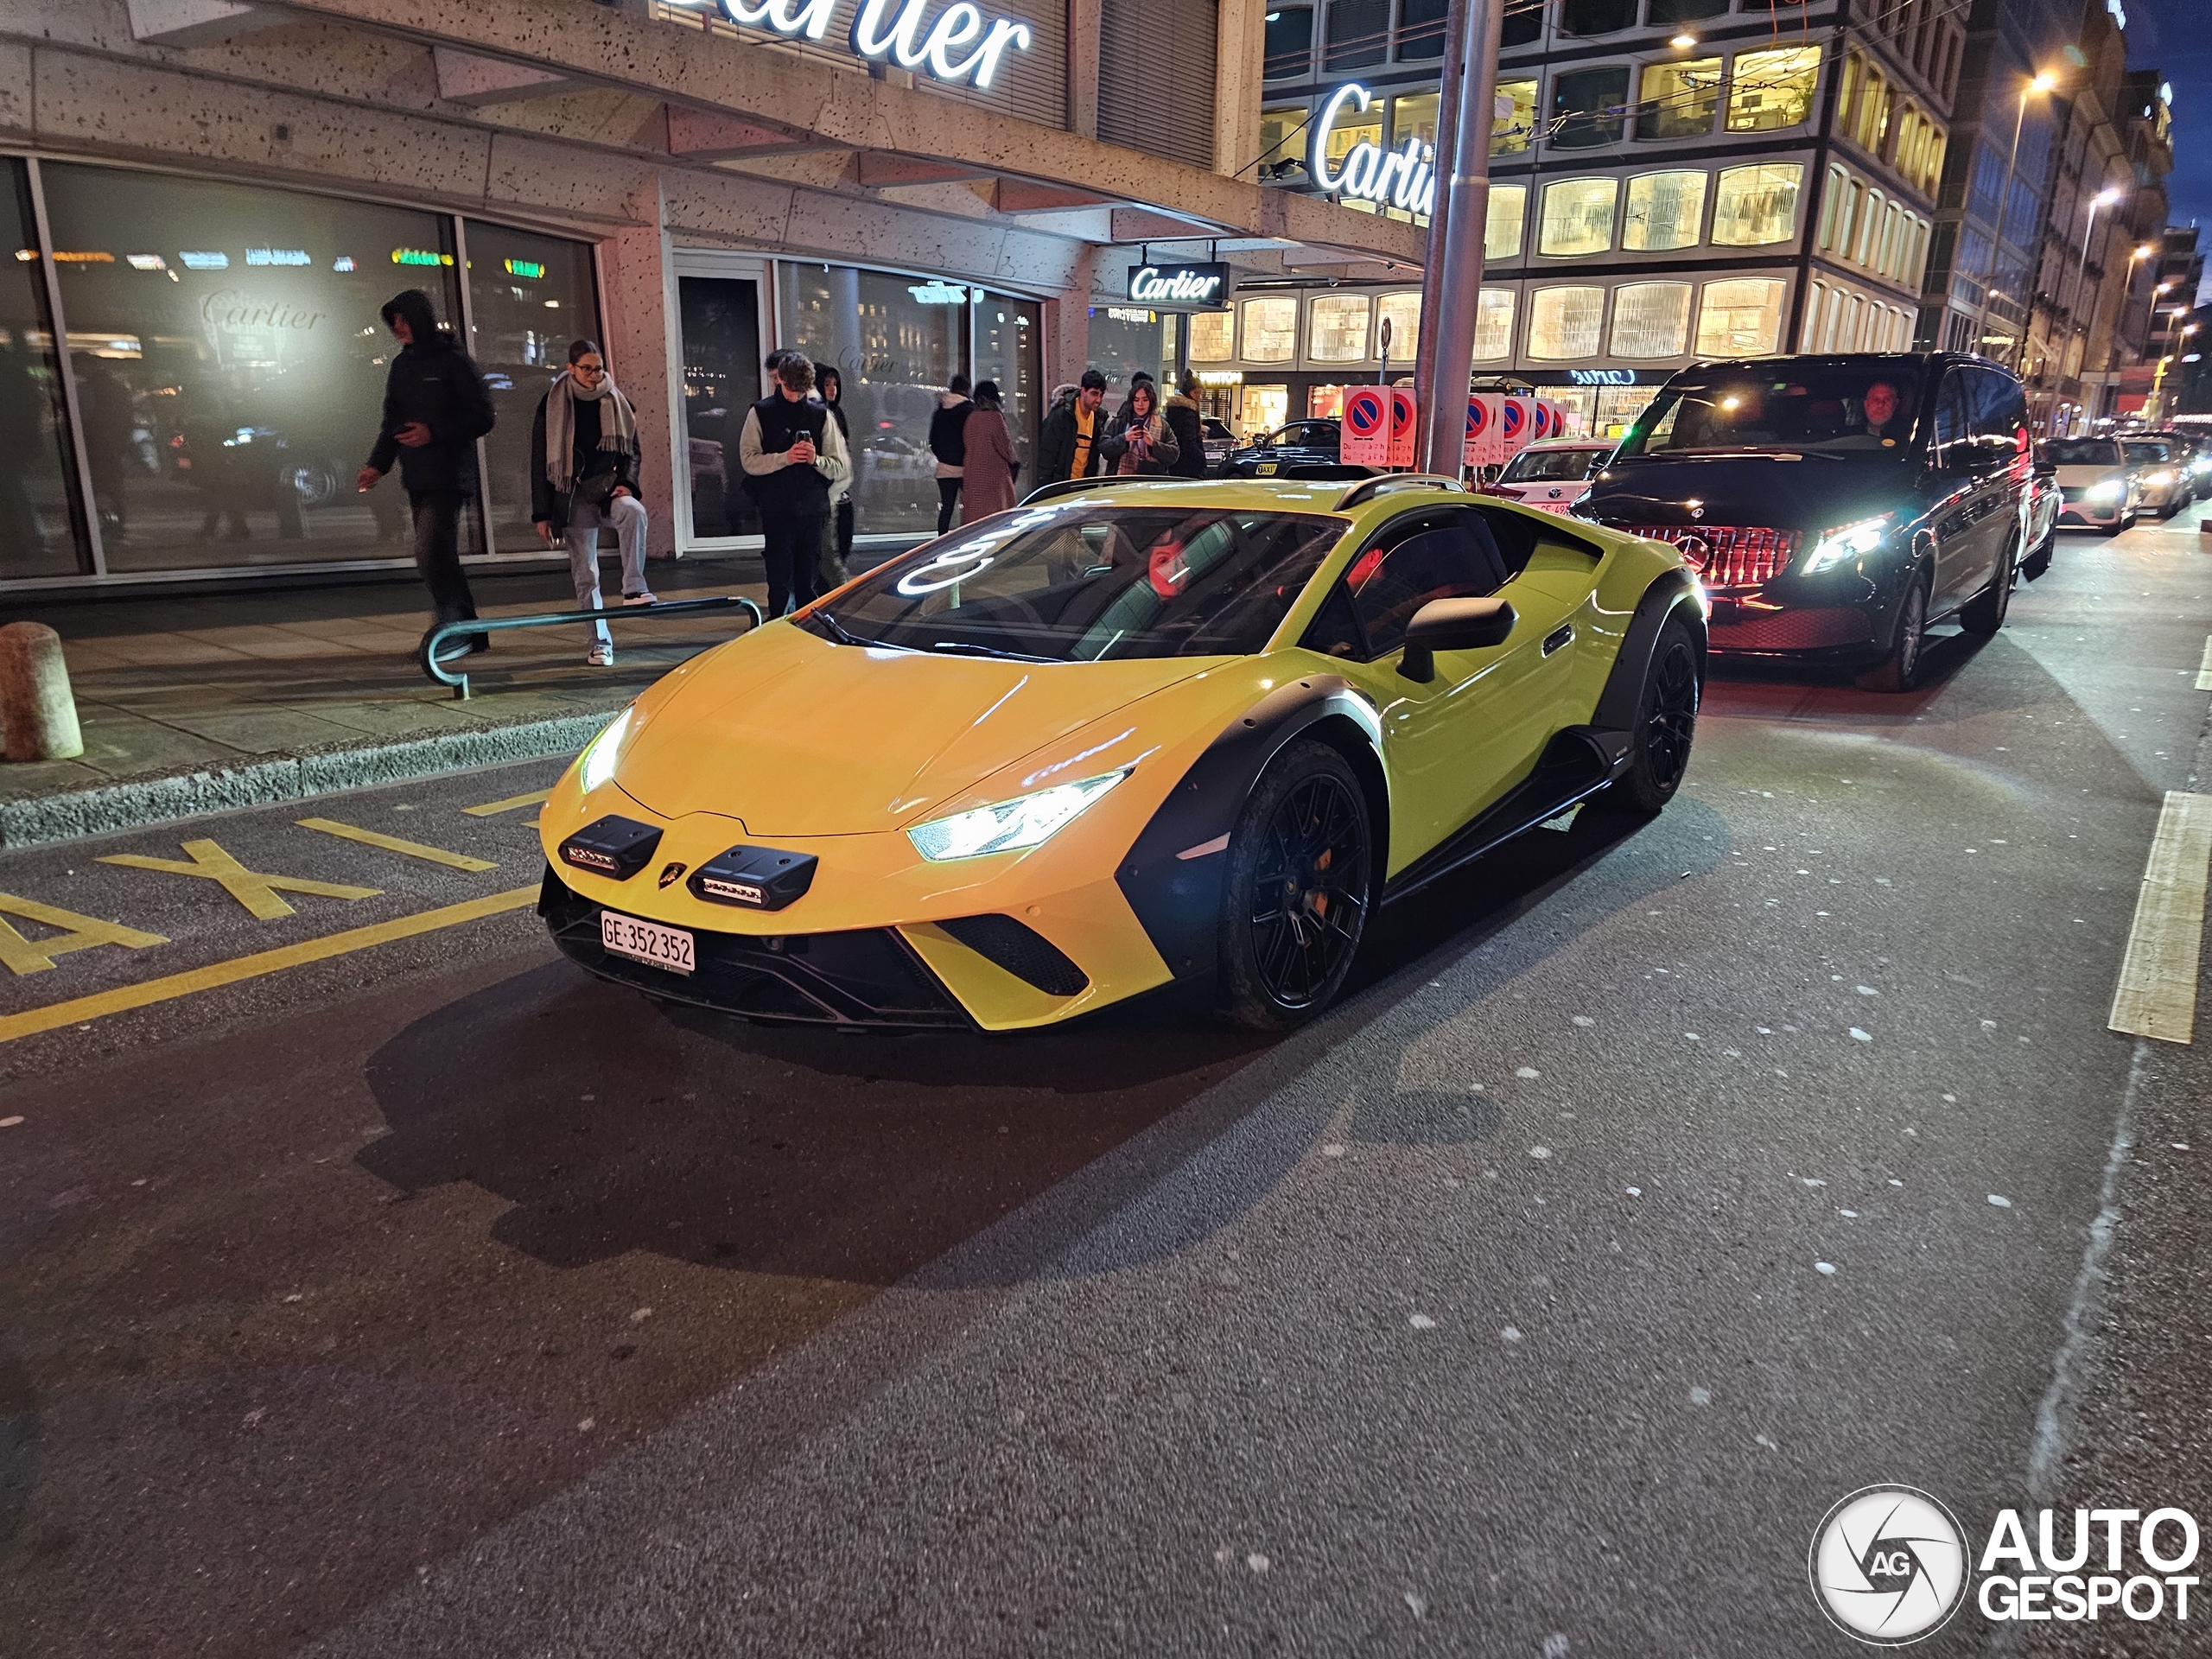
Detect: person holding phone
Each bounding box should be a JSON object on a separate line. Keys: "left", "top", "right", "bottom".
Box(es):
{"left": 739, "top": 353, "right": 849, "bottom": 616}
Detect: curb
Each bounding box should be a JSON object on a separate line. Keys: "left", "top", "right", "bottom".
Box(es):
{"left": 0, "top": 709, "right": 617, "bottom": 849}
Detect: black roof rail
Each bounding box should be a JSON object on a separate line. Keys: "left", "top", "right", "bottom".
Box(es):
{"left": 1333, "top": 474, "right": 1471, "bottom": 512}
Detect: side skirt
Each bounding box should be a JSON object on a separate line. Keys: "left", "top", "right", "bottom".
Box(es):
{"left": 1380, "top": 728, "right": 1625, "bottom": 906}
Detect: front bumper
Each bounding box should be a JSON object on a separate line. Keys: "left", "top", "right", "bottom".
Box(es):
{"left": 2057, "top": 491, "right": 2131, "bottom": 526}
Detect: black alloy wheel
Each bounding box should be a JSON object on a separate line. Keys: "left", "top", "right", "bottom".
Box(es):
{"left": 1217, "top": 741, "right": 1374, "bottom": 1030}
{"left": 1601, "top": 613, "right": 1700, "bottom": 813}
{"left": 1862, "top": 566, "right": 1930, "bottom": 693}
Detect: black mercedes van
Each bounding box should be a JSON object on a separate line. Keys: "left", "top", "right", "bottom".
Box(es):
{"left": 1575, "top": 353, "right": 2031, "bottom": 690}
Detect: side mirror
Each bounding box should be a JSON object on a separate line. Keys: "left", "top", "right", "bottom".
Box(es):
{"left": 1400, "top": 596, "right": 1516, "bottom": 682}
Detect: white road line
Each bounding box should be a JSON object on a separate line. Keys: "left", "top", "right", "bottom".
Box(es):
{"left": 2198, "top": 635, "right": 2212, "bottom": 691}
{"left": 2108, "top": 791, "right": 2212, "bottom": 1044}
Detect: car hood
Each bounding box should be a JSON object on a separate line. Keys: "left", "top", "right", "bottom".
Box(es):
{"left": 1584, "top": 454, "right": 1911, "bottom": 531}
{"left": 612, "top": 624, "right": 1212, "bottom": 836}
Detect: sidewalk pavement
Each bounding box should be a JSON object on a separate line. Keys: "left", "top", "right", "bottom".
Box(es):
{"left": 0, "top": 554, "right": 775, "bottom": 847}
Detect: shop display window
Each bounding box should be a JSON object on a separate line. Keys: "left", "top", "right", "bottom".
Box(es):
{"left": 1545, "top": 387, "right": 1592, "bottom": 435}
{"left": 1550, "top": 67, "right": 1631, "bottom": 149}
{"left": 1727, "top": 48, "right": 1821, "bottom": 134}
{"left": 677, "top": 272, "right": 763, "bottom": 540}
{"left": 1188, "top": 309, "right": 1236, "bottom": 362}
{"left": 1486, "top": 185, "right": 1529, "bottom": 262}
{"left": 1638, "top": 57, "right": 1721, "bottom": 141}
{"left": 1539, "top": 178, "right": 1619, "bottom": 257}
{"left": 1493, "top": 81, "right": 1540, "bottom": 156}
{"left": 1309, "top": 385, "right": 1345, "bottom": 418}
{"left": 1089, "top": 306, "right": 1173, "bottom": 395}
{"left": 1472, "top": 289, "right": 1516, "bottom": 360}
{"left": 467, "top": 219, "right": 600, "bottom": 552}
{"left": 1710, "top": 163, "right": 1802, "bottom": 246}
{"left": 1391, "top": 91, "right": 1440, "bottom": 153}
{"left": 1694, "top": 277, "right": 1786, "bottom": 356}
{"left": 0, "top": 162, "right": 88, "bottom": 580}
{"left": 1622, "top": 171, "right": 1707, "bottom": 251}
{"left": 1238, "top": 383, "right": 1288, "bottom": 435}
{"left": 1526, "top": 286, "right": 1605, "bottom": 359}
{"left": 1609, "top": 281, "right": 1693, "bottom": 358}
{"left": 1307, "top": 294, "right": 1372, "bottom": 363}
{"left": 1377, "top": 292, "right": 1421, "bottom": 363}
{"left": 975, "top": 289, "right": 1041, "bottom": 474}
{"left": 1241, "top": 296, "right": 1298, "bottom": 365}
{"left": 1592, "top": 382, "right": 1656, "bottom": 436}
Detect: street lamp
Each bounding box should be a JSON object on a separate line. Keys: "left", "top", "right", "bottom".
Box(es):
{"left": 2069, "top": 185, "right": 2123, "bottom": 341}
{"left": 1974, "top": 69, "right": 2057, "bottom": 360}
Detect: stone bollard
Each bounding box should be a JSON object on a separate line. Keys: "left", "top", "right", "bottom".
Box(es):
{"left": 0, "top": 620, "right": 85, "bottom": 762}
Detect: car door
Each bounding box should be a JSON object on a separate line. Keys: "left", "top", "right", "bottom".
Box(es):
{"left": 1923, "top": 371, "right": 1982, "bottom": 607}
{"left": 1961, "top": 366, "right": 2026, "bottom": 593}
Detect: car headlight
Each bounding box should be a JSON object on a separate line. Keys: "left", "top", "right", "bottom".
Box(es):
{"left": 2147, "top": 469, "right": 2177, "bottom": 487}
{"left": 1802, "top": 513, "right": 1893, "bottom": 575}
{"left": 2088, "top": 480, "right": 2125, "bottom": 501}
{"left": 907, "top": 769, "right": 1131, "bottom": 861}
{"left": 578, "top": 706, "right": 632, "bottom": 793}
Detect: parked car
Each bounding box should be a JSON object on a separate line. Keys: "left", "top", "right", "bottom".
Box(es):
{"left": 1221, "top": 419, "right": 1343, "bottom": 477}
{"left": 1201, "top": 416, "right": 1235, "bottom": 474}
{"left": 2021, "top": 459, "right": 2060, "bottom": 580}
{"left": 2121, "top": 435, "right": 2192, "bottom": 518}
{"left": 1577, "top": 351, "right": 2029, "bottom": 692}
{"left": 2043, "top": 436, "right": 2137, "bottom": 533}
{"left": 1484, "top": 440, "right": 1614, "bottom": 512}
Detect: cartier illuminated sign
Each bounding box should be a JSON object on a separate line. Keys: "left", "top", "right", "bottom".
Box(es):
{"left": 677, "top": 0, "right": 1033, "bottom": 89}
{"left": 1311, "top": 84, "right": 1436, "bottom": 216}
{"left": 1126, "top": 262, "right": 1229, "bottom": 309}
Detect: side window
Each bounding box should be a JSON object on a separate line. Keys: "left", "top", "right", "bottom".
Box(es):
{"left": 1344, "top": 512, "right": 1510, "bottom": 659}
{"left": 1969, "top": 368, "right": 2026, "bottom": 472}
{"left": 1298, "top": 581, "right": 1365, "bottom": 658}
{"left": 1300, "top": 423, "right": 1337, "bottom": 448}
{"left": 1928, "top": 375, "right": 1968, "bottom": 472}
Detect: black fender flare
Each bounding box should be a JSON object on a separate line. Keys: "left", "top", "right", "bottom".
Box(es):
{"left": 1589, "top": 568, "right": 1706, "bottom": 766}
{"left": 1115, "top": 676, "right": 1383, "bottom": 982}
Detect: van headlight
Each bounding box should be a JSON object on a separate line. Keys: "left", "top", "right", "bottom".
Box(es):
{"left": 907, "top": 769, "right": 1131, "bottom": 861}
{"left": 1802, "top": 513, "right": 1893, "bottom": 575}
{"left": 2088, "top": 480, "right": 2125, "bottom": 501}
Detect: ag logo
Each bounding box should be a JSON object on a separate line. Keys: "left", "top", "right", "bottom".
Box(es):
{"left": 1809, "top": 1485, "right": 1968, "bottom": 1645}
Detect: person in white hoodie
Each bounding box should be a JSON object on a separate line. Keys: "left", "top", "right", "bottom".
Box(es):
{"left": 927, "top": 373, "right": 972, "bottom": 536}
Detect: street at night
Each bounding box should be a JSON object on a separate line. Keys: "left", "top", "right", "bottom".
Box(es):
{"left": 7, "top": 510, "right": 2212, "bottom": 1656}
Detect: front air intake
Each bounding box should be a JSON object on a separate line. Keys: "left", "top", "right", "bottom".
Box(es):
{"left": 938, "top": 914, "right": 1090, "bottom": 997}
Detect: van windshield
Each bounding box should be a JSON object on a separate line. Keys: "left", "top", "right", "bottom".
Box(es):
{"left": 1614, "top": 365, "right": 1923, "bottom": 460}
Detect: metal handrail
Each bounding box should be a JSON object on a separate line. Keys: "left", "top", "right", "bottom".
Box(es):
{"left": 419, "top": 594, "right": 766, "bottom": 700}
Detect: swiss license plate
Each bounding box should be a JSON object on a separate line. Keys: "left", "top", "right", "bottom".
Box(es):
{"left": 600, "top": 910, "right": 696, "bottom": 975}
{"left": 1531, "top": 500, "right": 1575, "bottom": 514}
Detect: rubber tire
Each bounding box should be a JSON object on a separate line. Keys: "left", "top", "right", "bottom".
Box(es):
{"left": 1216, "top": 740, "right": 1375, "bottom": 1032}
{"left": 2020, "top": 530, "right": 2053, "bottom": 582}
{"left": 1861, "top": 565, "right": 1931, "bottom": 693}
{"left": 1958, "top": 536, "right": 2015, "bottom": 636}
{"left": 1598, "top": 613, "right": 1700, "bottom": 814}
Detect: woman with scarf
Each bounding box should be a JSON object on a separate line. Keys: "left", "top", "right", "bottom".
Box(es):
{"left": 531, "top": 339, "right": 653, "bottom": 666}
{"left": 1099, "top": 379, "right": 1179, "bottom": 475}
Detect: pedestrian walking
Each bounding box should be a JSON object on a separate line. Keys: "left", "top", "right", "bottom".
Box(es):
{"left": 1165, "top": 372, "right": 1209, "bottom": 479}
{"left": 530, "top": 338, "right": 652, "bottom": 667}
{"left": 357, "top": 289, "right": 496, "bottom": 658}
{"left": 957, "top": 380, "right": 1020, "bottom": 524}
{"left": 739, "top": 353, "right": 849, "bottom": 617}
{"left": 1101, "top": 379, "right": 1179, "bottom": 475}
{"left": 928, "top": 373, "right": 972, "bottom": 534}
{"left": 1037, "top": 369, "right": 1108, "bottom": 484}
{"left": 816, "top": 362, "right": 854, "bottom": 589}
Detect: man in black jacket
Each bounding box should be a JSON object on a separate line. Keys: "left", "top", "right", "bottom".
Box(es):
{"left": 356, "top": 289, "right": 496, "bottom": 656}
{"left": 927, "top": 373, "right": 971, "bottom": 534}
{"left": 1037, "top": 369, "right": 1109, "bottom": 485}
{"left": 1164, "top": 372, "right": 1210, "bottom": 479}
{"left": 739, "top": 355, "right": 850, "bottom": 617}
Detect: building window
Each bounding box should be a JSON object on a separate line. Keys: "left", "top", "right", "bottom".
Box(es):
{"left": 1848, "top": 62, "right": 1891, "bottom": 153}
{"left": 1560, "top": 0, "right": 1635, "bottom": 35}
{"left": 1638, "top": 56, "right": 1721, "bottom": 140}
{"left": 1710, "top": 162, "right": 1802, "bottom": 246}
{"left": 1726, "top": 47, "right": 1820, "bottom": 134}
{"left": 1647, "top": 0, "right": 1728, "bottom": 21}
{"left": 1321, "top": 95, "right": 1382, "bottom": 187}
{"left": 1378, "top": 291, "right": 1421, "bottom": 361}
{"left": 1853, "top": 188, "right": 1884, "bottom": 265}
{"left": 1500, "top": 1, "right": 1541, "bottom": 48}
{"left": 1816, "top": 163, "right": 1847, "bottom": 251}
{"left": 1493, "top": 79, "right": 1540, "bottom": 155}
{"left": 1611, "top": 281, "right": 1694, "bottom": 358}
{"left": 1241, "top": 295, "right": 1298, "bottom": 363}
{"left": 1528, "top": 286, "right": 1606, "bottom": 359}
{"left": 1308, "top": 294, "right": 1372, "bottom": 362}
{"left": 1239, "top": 383, "right": 1288, "bottom": 435}
{"left": 1472, "top": 289, "right": 1516, "bottom": 360}
{"left": 1539, "top": 177, "right": 1619, "bottom": 256}
{"left": 1694, "top": 277, "right": 1785, "bottom": 356}
{"left": 1263, "top": 6, "right": 1313, "bottom": 79}
{"left": 1189, "top": 308, "right": 1235, "bottom": 362}
{"left": 1486, "top": 183, "right": 1528, "bottom": 260}
{"left": 1878, "top": 200, "right": 1903, "bottom": 276}
{"left": 1398, "top": 0, "right": 1448, "bottom": 60}
{"left": 1551, "top": 67, "right": 1631, "bottom": 149}
{"left": 1256, "top": 105, "right": 1308, "bottom": 185}
{"left": 1325, "top": 0, "right": 1389, "bottom": 71}
{"left": 1622, "top": 170, "right": 1707, "bottom": 251}
{"left": 1392, "top": 91, "right": 1440, "bottom": 153}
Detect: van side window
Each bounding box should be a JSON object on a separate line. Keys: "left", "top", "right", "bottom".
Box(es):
{"left": 1967, "top": 368, "right": 2026, "bottom": 471}
{"left": 1928, "top": 375, "right": 1969, "bottom": 472}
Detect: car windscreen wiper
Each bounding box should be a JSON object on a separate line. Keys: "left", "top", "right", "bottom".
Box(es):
{"left": 927, "top": 639, "right": 1062, "bottom": 664}
{"left": 806, "top": 610, "right": 884, "bottom": 649}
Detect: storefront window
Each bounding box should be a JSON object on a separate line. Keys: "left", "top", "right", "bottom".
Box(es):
{"left": 1310, "top": 384, "right": 1345, "bottom": 418}
{"left": 1378, "top": 292, "right": 1421, "bottom": 363}
{"left": 1264, "top": 6, "right": 1313, "bottom": 79}
{"left": 1622, "top": 171, "right": 1707, "bottom": 251}
{"left": 1257, "top": 105, "right": 1310, "bottom": 186}
{"left": 1592, "top": 382, "right": 1656, "bottom": 435}
{"left": 1710, "top": 163, "right": 1803, "bottom": 246}
{"left": 1392, "top": 92, "right": 1440, "bottom": 153}
{"left": 1308, "top": 294, "right": 1371, "bottom": 362}
{"left": 1493, "top": 80, "right": 1540, "bottom": 156}
{"left": 1325, "top": 0, "right": 1389, "bottom": 71}
{"left": 1241, "top": 296, "right": 1298, "bottom": 364}
{"left": 1694, "top": 278, "right": 1786, "bottom": 356}
{"left": 1239, "top": 383, "right": 1288, "bottom": 435}
{"left": 1551, "top": 67, "right": 1630, "bottom": 149}
{"left": 1727, "top": 48, "right": 1821, "bottom": 134}
{"left": 1546, "top": 387, "right": 1592, "bottom": 435}
{"left": 1638, "top": 57, "right": 1721, "bottom": 140}
{"left": 1472, "top": 289, "right": 1516, "bottom": 360}
{"left": 1089, "top": 306, "right": 1172, "bottom": 395}
{"left": 0, "top": 162, "right": 88, "bottom": 580}
{"left": 1486, "top": 185, "right": 1528, "bottom": 261}
{"left": 1609, "top": 282, "right": 1693, "bottom": 358}
{"left": 1539, "top": 178, "right": 1619, "bottom": 257}
{"left": 975, "top": 290, "right": 1040, "bottom": 476}
{"left": 466, "top": 220, "right": 599, "bottom": 553}
{"left": 44, "top": 162, "right": 469, "bottom": 575}
{"left": 778, "top": 263, "right": 963, "bottom": 538}
{"left": 1189, "top": 309, "right": 1235, "bottom": 362}
{"left": 1321, "top": 98, "right": 1383, "bottom": 187}
{"left": 1527, "top": 287, "right": 1605, "bottom": 359}
{"left": 677, "top": 273, "right": 763, "bottom": 541}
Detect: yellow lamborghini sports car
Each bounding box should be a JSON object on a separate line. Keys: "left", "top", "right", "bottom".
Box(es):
{"left": 537, "top": 475, "right": 1704, "bottom": 1032}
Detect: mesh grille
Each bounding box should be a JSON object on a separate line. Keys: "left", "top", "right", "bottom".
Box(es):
{"left": 938, "top": 914, "right": 1089, "bottom": 997}
{"left": 1620, "top": 524, "right": 1804, "bottom": 588}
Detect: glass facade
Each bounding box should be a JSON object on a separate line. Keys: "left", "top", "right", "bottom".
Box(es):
{"left": 0, "top": 162, "right": 84, "bottom": 581}
{"left": 1087, "top": 305, "right": 1174, "bottom": 395}
{"left": 974, "top": 289, "right": 1042, "bottom": 475}
{"left": 678, "top": 273, "right": 763, "bottom": 541}
{"left": 465, "top": 219, "right": 599, "bottom": 552}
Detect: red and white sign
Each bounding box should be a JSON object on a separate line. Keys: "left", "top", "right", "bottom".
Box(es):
{"left": 1340, "top": 385, "right": 1390, "bottom": 467}
{"left": 1387, "top": 388, "right": 1418, "bottom": 469}
{"left": 1463, "top": 395, "right": 1497, "bottom": 469}
{"left": 1497, "top": 396, "right": 1533, "bottom": 459}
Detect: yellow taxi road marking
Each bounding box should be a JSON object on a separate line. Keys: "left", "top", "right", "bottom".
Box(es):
{"left": 2197, "top": 636, "right": 2212, "bottom": 691}
{"left": 2109, "top": 791, "right": 2212, "bottom": 1045}
{"left": 0, "top": 893, "right": 168, "bottom": 977}
{"left": 97, "top": 839, "right": 381, "bottom": 921}
{"left": 297, "top": 817, "right": 497, "bottom": 873}
{"left": 464, "top": 788, "right": 552, "bottom": 817}
{"left": 0, "top": 886, "right": 539, "bottom": 1046}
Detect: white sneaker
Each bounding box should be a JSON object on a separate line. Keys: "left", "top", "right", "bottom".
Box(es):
{"left": 587, "top": 644, "right": 614, "bottom": 666}
{"left": 622, "top": 588, "right": 659, "bottom": 607}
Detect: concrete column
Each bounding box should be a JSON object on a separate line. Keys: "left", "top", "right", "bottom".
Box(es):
{"left": 1046, "top": 244, "right": 1097, "bottom": 389}
{"left": 1214, "top": 0, "right": 1268, "bottom": 176}
{"left": 598, "top": 177, "right": 681, "bottom": 560}
{"left": 1066, "top": 0, "right": 1101, "bottom": 140}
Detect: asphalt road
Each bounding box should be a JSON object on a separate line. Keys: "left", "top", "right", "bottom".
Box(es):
{"left": 4, "top": 508, "right": 2211, "bottom": 1658}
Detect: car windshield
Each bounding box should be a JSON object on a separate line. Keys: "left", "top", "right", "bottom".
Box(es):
{"left": 1503, "top": 448, "right": 1603, "bottom": 482}
{"left": 1614, "top": 365, "right": 1925, "bottom": 459}
{"left": 804, "top": 503, "right": 1346, "bottom": 663}
{"left": 2046, "top": 438, "right": 2123, "bottom": 466}
{"left": 2123, "top": 441, "right": 2172, "bottom": 466}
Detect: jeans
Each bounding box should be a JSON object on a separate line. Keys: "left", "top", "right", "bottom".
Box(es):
{"left": 409, "top": 489, "right": 481, "bottom": 649}
{"left": 761, "top": 511, "right": 825, "bottom": 617}
{"left": 820, "top": 497, "right": 855, "bottom": 588}
{"left": 936, "top": 478, "right": 961, "bottom": 535}
{"left": 564, "top": 493, "right": 650, "bottom": 645}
